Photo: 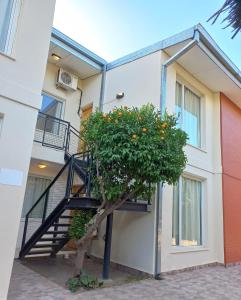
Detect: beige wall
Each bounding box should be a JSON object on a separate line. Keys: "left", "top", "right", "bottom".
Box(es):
{"left": 0, "top": 1, "right": 56, "bottom": 299}
{"left": 82, "top": 73, "right": 102, "bottom": 110}
{"left": 161, "top": 53, "right": 224, "bottom": 272}
{"left": 32, "top": 63, "right": 102, "bottom": 163}
{"left": 91, "top": 52, "right": 162, "bottom": 273}
{"left": 91, "top": 49, "right": 223, "bottom": 274}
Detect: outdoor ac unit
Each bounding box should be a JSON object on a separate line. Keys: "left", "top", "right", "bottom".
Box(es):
{"left": 56, "top": 68, "right": 78, "bottom": 91}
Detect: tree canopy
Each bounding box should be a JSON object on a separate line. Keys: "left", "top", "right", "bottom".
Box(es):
{"left": 83, "top": 104, "right": 187, "bottom": 205}
{"left": 70, "top": 104, "right": 187, "bottom": 274}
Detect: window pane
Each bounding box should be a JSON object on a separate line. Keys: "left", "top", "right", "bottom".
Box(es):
{"left": 40, "top": 94, "right": 63, "bottom": 119}
{"left": 172, "top": 183, "right": 179, "bottom": 246}
{"left": 181, "top": 177, "right": 202, "bottom": 246}
{"left": 0, "top": 0, "right": 15, "bottom": 52}
{"left": 184, "top": 87, "right": 201, "bottom": 147}
{"left": 175, "top": 82, "right": 182, "bottom": 127}
{"left": 36, "top": 94, "right": 63, "bottom": 134}
{"left": 22, "top": 176, "right": 51, "bottom": 218}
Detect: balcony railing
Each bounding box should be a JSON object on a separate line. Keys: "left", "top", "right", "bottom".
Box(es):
{"left": 34, "top": 112, "right": 82, "bottom": 156}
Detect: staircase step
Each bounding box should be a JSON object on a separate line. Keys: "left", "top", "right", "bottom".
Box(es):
{"left": 27, "top": 250, "right": 53, "bottom": 255}
{"left": 40, "top": 236, "right": 68, "bottom": 242}
{"left": 52, "top": 223, "right": 70, "bottom": 227}
{"left": 32, "top": 244, "right": 59, "bottom": 248}
{"left": 46, "top": 231, "right": 68, "bottom": 234}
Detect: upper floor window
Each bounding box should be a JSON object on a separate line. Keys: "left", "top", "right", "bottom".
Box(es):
{"left": 0, "top": 0, "right": 20, "bottom": 54}
{"left": 36, "top": 93, "right": 64, "bottom": 134}
{"left": 40, "top": 93, "right": 63, "bottom": 119}
{"left": 172, "top": 176, "right": 203, "bottom": 247}
{"left": 175, "top": 81, "right": 201, "bottom": 148}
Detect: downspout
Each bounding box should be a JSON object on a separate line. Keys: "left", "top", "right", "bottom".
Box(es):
{"left": 154, "top": 29, "right": 200, "bottom": 279}
{"left": 99, "top": 64, "right": 107, "bottom": 112}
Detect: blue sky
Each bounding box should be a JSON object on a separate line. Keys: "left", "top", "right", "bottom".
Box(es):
{"left": 53, "top": 0, "right": 241, "bottom": 69}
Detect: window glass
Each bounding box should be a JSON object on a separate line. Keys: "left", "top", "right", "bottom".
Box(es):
{"left": 175, "top": 82, "right": 201, "bottom": 147}
{"left": 36, "top": 94, "right": 63, "bottom": 134}
{"left": 184, "top": 87, "right": 201, "bottom": 147}
{"left": 40, "top": 94, "right": 63, "bottom": 119}
{"left": 0, "top": 0, "right": 15, "bottom": 52}
{"left": 22, "top": 176, "right": 51, "bottom": 218}
{"left": 175, "top": 82, "right": 182, "bottom": 127}
{"left": 172, "top": 177, "right": 202, "bottom": 247}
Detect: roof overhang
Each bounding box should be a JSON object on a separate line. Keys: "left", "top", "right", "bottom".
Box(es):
{"left": 107, "top": 23, "right": 241, "bottom": 107}
{"left": 48, "top": 28, "right": 107, "bottom": 80}
{"left": 164, "top": 24, "right": 241, "bottom": 107}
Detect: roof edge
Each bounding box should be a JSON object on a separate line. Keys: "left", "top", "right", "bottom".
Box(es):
{"left": 196, "top": 23, "right": 241, "bottom": 82}
{"left": 106, "top": 26, "right": 196, "bottom": 70}
{"left": 51, "top": 28, "right": 107, "bottom": 67}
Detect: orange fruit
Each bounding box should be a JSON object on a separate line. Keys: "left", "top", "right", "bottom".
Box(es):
{"left": 132, "top": 134, "right": 137, "bottom": 139}
{"left": 142, "top": 128, "right": 147, "bottom": 132}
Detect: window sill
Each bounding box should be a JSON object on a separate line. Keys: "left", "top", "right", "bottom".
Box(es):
{"left": 0, "top": 50, "right": 16, "bottom": 61}
{"left": 186, "top": 143, "right": 207, "bottom": 154}
{"left": 170, "top": 246, "right": 209, "bottom": 254}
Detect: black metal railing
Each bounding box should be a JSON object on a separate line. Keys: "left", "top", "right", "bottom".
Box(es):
{"left": 34, "top": 112, "right": 85, "bottom": 155}
{"left": 21, "top": 152, "right": 92, "bottom": 251}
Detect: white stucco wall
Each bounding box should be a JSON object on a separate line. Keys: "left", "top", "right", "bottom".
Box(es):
{"left": 160, "top": 55, "right": 224, "bottom": 272}
{"left": 91, "top": 51, "right": 162, "bottom": 274}
{"left": 32, "top": 63, "right": 102, "bottom": 163}
{"left": 91, "top": 49, "right": 223, "bottom": 275}
{"left": 0, "top": 1, "right": 56, "bottom": 299}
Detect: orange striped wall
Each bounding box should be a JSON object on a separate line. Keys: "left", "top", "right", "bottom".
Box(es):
{"left": 221, "top": 93, "right": 241, "bottom": 264}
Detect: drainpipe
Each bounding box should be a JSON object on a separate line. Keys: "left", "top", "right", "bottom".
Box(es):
{"left": 154, "top": 29, "right": 200, "bottom": 279}
{"left": 99, "top": 64, "right": 107, "bottom": 112}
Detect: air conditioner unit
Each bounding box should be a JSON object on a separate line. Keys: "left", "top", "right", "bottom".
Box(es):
{"left": 56, "top": 68, "right": 78, "bottom": 91}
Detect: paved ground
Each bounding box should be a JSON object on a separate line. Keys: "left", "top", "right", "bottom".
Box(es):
{"left": 8, "top": 260, "right": 241, "bottom": 300}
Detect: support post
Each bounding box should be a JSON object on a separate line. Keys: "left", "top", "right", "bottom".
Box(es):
{"left": 102, "top": 213, "right": 113, "bottom": 279}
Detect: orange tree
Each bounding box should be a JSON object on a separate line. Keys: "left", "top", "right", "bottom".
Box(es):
{"left": 70, "top": 104, "right": 187, "bottom": 274}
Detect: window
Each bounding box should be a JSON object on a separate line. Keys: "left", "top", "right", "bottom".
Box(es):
{"left": 22, "top": 176, "right": 51, "bottom": 218}
{"left": 172, "top": 176, "right": 202, "bottom": 247}
{"left": 36, "top": 93, "right": 64, "bottom": 134}
{"left": 175, "top": 82, "right": 201, "bottom": 147}
{"left": 0, "top": 0, "right": 20, "bottom": 53}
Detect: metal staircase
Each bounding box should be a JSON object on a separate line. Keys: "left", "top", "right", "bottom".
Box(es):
{"left": 19, "top": 153, "right": 94, "bottom": 258}
{"left": 20, "top": 113, "right": 151, "bottom": 261}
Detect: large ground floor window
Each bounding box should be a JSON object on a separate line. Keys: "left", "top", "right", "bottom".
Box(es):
{"left": 172, "top": 176, "right": 203, "bottom": 247}
{"left": 21, "top": 175, "right": 51, "bottom": 218}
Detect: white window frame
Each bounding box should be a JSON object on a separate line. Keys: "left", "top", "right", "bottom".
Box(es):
{"left": 172, "top": 174, "right": 205, "bottom": 250}
{"left": 40, "top": 92, "right": 65, "bottom": 120}
{"left": 1, "top": 0, "right": 21, "bottom": 55}
{"left": 175, "top": 78, "right": 205, "bottom": 150}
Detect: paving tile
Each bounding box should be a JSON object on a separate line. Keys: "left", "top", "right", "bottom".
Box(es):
{"left": 7, "top": 261, "right": 241, "bottom": 299}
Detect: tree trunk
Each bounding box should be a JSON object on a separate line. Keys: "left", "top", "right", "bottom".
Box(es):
{"left": 74, "top": 239, "right": 91, "bottom": 276}
{"left": 74, "top": 190, "right": 138, "bottom": 275}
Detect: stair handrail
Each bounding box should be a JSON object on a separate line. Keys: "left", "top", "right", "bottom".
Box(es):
{"left": 21, "top": 151, "right": 92, "bottom": 251}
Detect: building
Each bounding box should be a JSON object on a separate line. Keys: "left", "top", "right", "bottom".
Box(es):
{"left": 1, "top": 10, "right": 241, "bottom": 298}
{"left": 0, "top": 1, "right": 56, "bottom": 299}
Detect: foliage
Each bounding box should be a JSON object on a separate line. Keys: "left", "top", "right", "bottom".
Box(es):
{"left": 66, "top": 277, "right": 80, "bottom": 293}
{"left": 68, "top": 210, "right": 95, "bottom": 241}
{"left": 80, "top": 274, "right": 103, "bottom": 289}
{"left": 66, "top": 272, "right": 103, "bottom": 292}
{"left": 208, "top": 0, "right": 241, "bottom": 38}
{"left": 82, "top": 104, "right": 187, "bottom": 203}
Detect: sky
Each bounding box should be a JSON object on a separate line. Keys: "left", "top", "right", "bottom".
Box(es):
{"left": 53, "top": 0, "right": 241, "bottom": 69}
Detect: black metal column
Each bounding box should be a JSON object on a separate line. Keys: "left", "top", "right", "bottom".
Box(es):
{"left": 102, "top": 213, "right": 113, "bottom": 279}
